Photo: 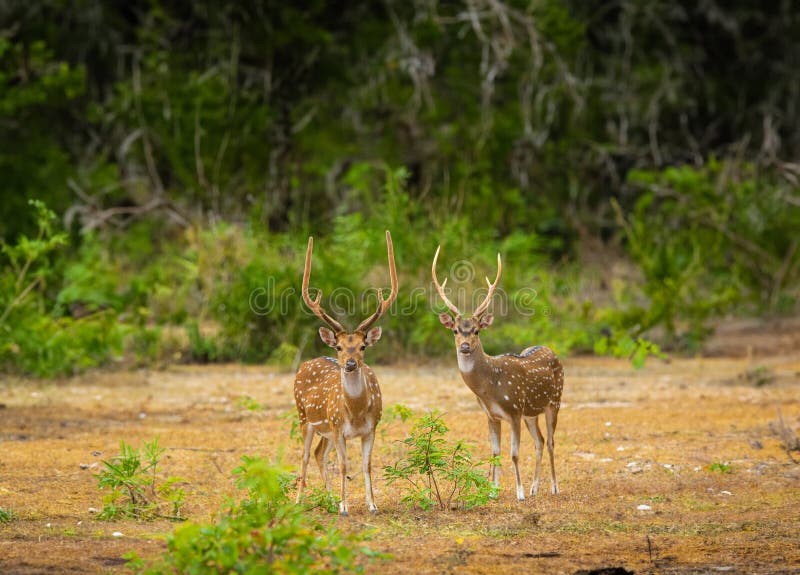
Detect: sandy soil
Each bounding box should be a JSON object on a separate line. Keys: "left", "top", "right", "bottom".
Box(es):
{"left": 1, "top": 347, "right": 799, "bottom": 574}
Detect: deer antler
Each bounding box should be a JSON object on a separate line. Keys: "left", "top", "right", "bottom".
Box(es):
{"left": 302, "top": 236, "right": 346, "bottom": 333}
{"left": 356, "top": 231, "right": 399, "bottom": 332}
{"left": 431, "top": 245, "right": 462, "bottom": 317}
{"left": 472, "top": 252, "right": 502, "bottom": 318}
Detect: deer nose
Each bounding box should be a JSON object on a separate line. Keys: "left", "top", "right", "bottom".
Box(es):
{"left": 459, "top": 342, "right": 471, "bottom": 354}
{"left": 344, "top": 359, "right": 357, "bottom": 372}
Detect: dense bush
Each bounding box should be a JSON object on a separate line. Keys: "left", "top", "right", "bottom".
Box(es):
{"left": 0, "top": 201, "right": 127, "bottom": 376}
{"left": 2, "top": 2, "right": 798, "bottom": 376}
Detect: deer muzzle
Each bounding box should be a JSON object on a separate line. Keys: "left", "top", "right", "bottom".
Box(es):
{"left": 459, "top": 342, "right": 472, "bottom": 355}
{"left": 344, "top": 359, "right": 358, "bottom": 372}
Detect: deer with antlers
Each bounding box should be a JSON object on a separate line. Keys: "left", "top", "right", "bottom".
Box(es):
{"left": 293, "top": 231, "right": 398, "bottom": 515}
{"left": 432, "top": 246, "right": 564, "bottom": 501}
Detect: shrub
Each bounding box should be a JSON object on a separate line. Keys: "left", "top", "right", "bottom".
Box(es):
{"left": 96, "top": 437, "right": 186, "bottom": 521}
{"left": 384, "top": 410, "right": 498, "bottom": 511}
{"left": 620, "top": 161, "right": 799, "bottom": 348}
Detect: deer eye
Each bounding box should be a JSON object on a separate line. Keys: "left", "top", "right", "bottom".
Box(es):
{"left": 360, "top": 345, "right": 366, "bottom": 351}
{"left": 474, "top": 329, "right": 480, "bottom": 334}
{"left": 335, "top": 345, "right": 342, "bottom": 351}
{"left": 452, "top": 329, "right": 458, "bottom": 334}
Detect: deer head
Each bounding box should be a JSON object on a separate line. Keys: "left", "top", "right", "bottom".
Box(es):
{"left": 432, "top": 245, "right": 502, "bottom": 357}
{"left": 302, "top": 231, "right": 398, "bottom": 372}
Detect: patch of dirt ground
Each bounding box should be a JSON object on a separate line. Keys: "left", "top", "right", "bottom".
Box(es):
{"left": 1, "top": 348, "right": 799, "bottom": 574}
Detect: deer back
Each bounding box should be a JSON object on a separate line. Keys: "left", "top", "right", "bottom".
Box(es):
{"left": 462, "top": 346, "right": 563, "bottom": 417}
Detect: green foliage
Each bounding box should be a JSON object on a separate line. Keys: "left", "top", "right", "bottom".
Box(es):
{"left": 96, "top": 437, "right": 186, "bottom": 521}
{"left": 381, "top": 403, "right": 414, "bottom": 445}
{"left": 618, "top": 161, "right": 799, "bottom": 348}
{"left": 0, "top": 201, "right": 128, "bottom": 376}
{"left": 279, "top": 411, "right": 302, "bottom": 445}
{"left": 301, "top": 486, "right": 341, "bottom": 515}
{"left": 384, "top": 403, "right": 413, "bottom": 425}
{"left": 593, "top": 334, "right": 663, "bottom": 370}
{"left": 0, "top": 202, "right": 134, "bottom": 376}
{"left": 127, "top": 456, "right": 378, "bottom": 574}
{"left": 3, "top": 3, "right": 799, "bottom": 375}
{"left": 384, "top": 410, "right": 499, "bottom": 511}
{"left": 0, "top": 36, "right": 85, "bottom": 240}
{"left": 708, "top": 462, "right": 733, "bottom": 474}
{"left": 0, "top": 507, "right": 14, "bottom": 523}
{"left": 235, "top": 395, "right": 264, "bottom": 412}
{"left": 738, "top": 365, "right": 775, "bottom": 388}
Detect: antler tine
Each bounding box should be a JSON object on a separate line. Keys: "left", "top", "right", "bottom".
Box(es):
{"left": 302, "top": 236, "right": 346, "bottom": 333}
{"left": 473, "top": 252, "right": 502, "bottom": 318}
{"left": 431, "top": 245, "right": 462, "bottom": 317}
{"left": 356, "top": 230, "right": 399, "bottom": 332}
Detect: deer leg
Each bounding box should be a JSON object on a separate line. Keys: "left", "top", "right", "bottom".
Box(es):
{"left": 524, "top": 416, "right": 544, "bottom": 496}
{"left": 296, "top": 423, "right": 315, "bottom": 504}
{"left": 487, "top": 417, "right": 501, "bottom": 487}
{"left": 361, "top": 430, "right": 378, "bottom": 514}
{"left": 510, "top": 416, "right": 525, "bottom": 501}
{"left": 332, "top": 431, "right": 349, "bottom": 516}
{"left": 544, "top": 405, "right": 559, "bottom": 494}
{"left": 314, "top": 437, "right": 332, "bottom": 491}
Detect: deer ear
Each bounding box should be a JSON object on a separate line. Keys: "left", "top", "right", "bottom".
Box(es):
{"left": 319, "top": 327, "right": 338, "bottom": 347}
{"left": 439, "top": 313, "right": 456, "bottom": 329}
{"left": 364, "top": 326, "right": 382, "bottom": 346}
{"left": 478, "top": 313, "right": 494, "bottom": 329}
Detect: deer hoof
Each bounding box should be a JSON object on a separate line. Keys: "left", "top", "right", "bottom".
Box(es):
{"left": 369, "top": 506, "right": 378, "bottom": 515}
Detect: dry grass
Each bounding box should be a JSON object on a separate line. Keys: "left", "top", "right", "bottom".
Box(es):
{"left": 1, "top": 351, "right": 799, "bottom": 574}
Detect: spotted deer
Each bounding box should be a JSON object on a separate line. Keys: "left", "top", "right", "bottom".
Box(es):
{"left": 432, "top": 246, "right": 564, "bottom": 500}
{"left": 293, "top": 231, "right": 397, "bottom": 515}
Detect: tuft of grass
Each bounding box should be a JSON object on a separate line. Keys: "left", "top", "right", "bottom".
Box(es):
{"left": 235, "top": 395, "right": 263, "bottom": 411}
{"left": 738, "top": 365, "right": 775, "bottom": 387}
{"left": 0, "top": 507, "right": 15, "bottom": 523}
{"left": 300, "top": 486, "right": 340, "bottom": 514}
{"left": 708, "top": 461, "right": 733, "bottom": 474}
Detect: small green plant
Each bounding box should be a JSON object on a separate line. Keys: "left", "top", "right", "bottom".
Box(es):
{"left": 384, "top": 403, "right": 413, "bottom": 424}
{"left": 740, "top": 365, "right": 775, "bottom": 387}
{"left": 0, "top": 506, "right": 14, "bottom": 523}
{"left": 279, "top": 410, "right": 302, "bottom": 444}
{"left": 708, "top": 462, "right": 732, "bottom": 474}
{"left": 593, "top": 333, "right": 664, "bottom": 369}
{"left": 381, "top": 403, "right": 414, "bottom": 444}
{"left": 384, "top": 410, "right": 499, "bottom": 511}
{"left": 302, "top": 486, "right": 341, "bottom": 514}
{"left": 96, "top": 437, "right": 186, "bottom": 520}
{"left": 235, "top": 394, "right": 264, "bottom": 411}
{"left": 126, "top": 456, "right": 381, "bottom": 574}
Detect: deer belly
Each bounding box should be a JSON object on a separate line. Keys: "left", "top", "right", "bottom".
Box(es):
{"left": 342, "top": 418, "right": 374, "bottom": 439}
{"left": 477, "top": 397, "right": 511, "bottom": 421}
{"left": 309, "top": 420, "right": 333, "bottom": 436}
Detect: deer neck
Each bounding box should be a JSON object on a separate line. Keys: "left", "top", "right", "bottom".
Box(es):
{"left": 456, "top": 342, "right": 494, "bottom": 394}
{"left": 340, "top": 367, "right": 366, "bottom": 399}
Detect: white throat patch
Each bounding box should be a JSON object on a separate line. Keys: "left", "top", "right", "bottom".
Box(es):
{"left": 341, "top": 368, "right": 364, "bottom": 397}
{"left": 457, "top": 352, "right": 475, "bottom": 373}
